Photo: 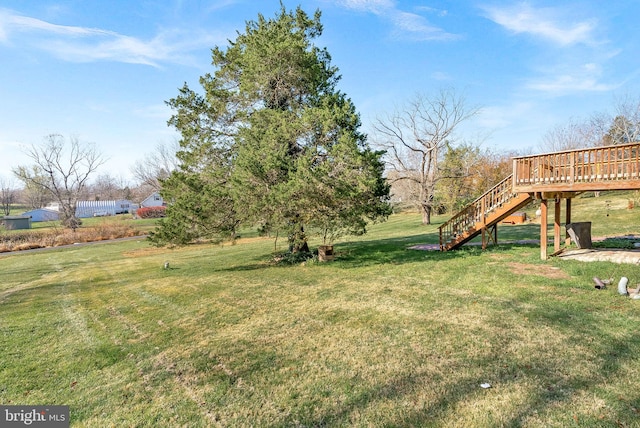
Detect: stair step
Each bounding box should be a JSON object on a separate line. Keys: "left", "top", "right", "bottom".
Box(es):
{"left": 439, "top": 186, "right": 533, "bottom": 251}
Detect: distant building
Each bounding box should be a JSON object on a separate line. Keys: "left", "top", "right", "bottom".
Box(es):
{"left": 21, "top": 208, "right": 60, "bottom": 222}
{"left": 75, "top": 200, "right": 132, "bottom": 218}
{"left": 140, "top": 192, "right": 164, "bottom": 208}
{"left": 45, "top": 202, "right": 61, "bottom": 212}
{"left": 44, "top": 200, "right": 133, "bottom": 218}
{"left": 2, "top": 215, "right": 32, "bottom": 230}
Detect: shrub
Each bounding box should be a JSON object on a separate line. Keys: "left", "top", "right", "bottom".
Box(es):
{"left": 0, "top": 222, "right": 141, "bottom": 252}
{"left": 136, "top": 206, "right": 166, "bottom": 219}
{"left": 270, "top": 250, "right": 316, "bottom": 266}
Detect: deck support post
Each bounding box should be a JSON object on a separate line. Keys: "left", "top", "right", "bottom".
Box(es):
{"left": 540, "top": 199, "right": 548, "bottom": 260}
{"left": 482, "top": 224, "right": 498, "bottom": 249}
{"left": 565, "top": 198, "right": 572, "bottom": 246}
{"left": 493, "top": 224, "right": 497, "bottom": 246}
{"left": 554, "top": 198, "right": 562, "bottom": 253}
{"left": 481, "top": 196, "right": 487, "bottom": 250}
{"left": 481, "top": 228, "right": 486, "bottom": 250}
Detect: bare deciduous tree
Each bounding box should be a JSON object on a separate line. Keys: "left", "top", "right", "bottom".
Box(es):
{"left": 13, "top": 165, "right": 51, "bottom": 210}
{"left": 373, "top": 89, "right": 479, "bottom": 224}
{"left": 605, "top": 94, "right": 640, "bottom": 144}
{"left": 539, "top": 118, "right": 593, "bottom": 152}
{"left": 586, "top": 112, "right": 614, "bottom": 146}
{"left": 541, "top": 95, "right": 640, "bottom": 152}
{"left": 0, "top": 176, "right": 18, "bottom": 216}
{"left": 13, "top": 134, "right": 105, "bottom": 230}
{"left": 131, "top": 139, "right": 180, "bottom": 191}
{"left": 88, "top": 173, "right": 131, "bottom": 201}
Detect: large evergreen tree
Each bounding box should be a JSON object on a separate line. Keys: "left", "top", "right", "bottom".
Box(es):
{"left": 150, "top": 5, "right": 391, "bottom": 252}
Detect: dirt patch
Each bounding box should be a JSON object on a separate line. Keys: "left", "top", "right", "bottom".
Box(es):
{"left": 507, "top": 262, "right": 571, "bottom": 280}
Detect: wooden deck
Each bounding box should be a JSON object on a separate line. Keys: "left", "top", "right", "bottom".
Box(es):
{"left": 439, "top": 142, "right": 640, "bottom": 258}
{"left": 513, "top": 142, "right": 640, "bottom": 193}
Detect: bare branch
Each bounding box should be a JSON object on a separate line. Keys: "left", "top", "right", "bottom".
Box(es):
{"left": 370, "top": 89, "right": 479, "bottom": 224}
{"left": 12, "top": 134, "right": 106, "bottom": 229}
{"left": 0, "top": 176, "right": 18, "bottom": 216}
{"left": 131, "top": 139, "right": 181, "bottom": 191}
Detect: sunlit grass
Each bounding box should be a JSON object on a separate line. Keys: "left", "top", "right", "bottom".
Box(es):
{"left": 1, "top": 192, "right": 639, "bottom": 426}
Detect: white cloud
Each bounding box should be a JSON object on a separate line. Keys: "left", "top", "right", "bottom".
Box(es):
{"left": 476, "top": 102, "right": 535, "bottom": 130}
{"left": 204, "top": 0, "right": 242, "bottom": 13}
{"left": 526, "top": 62, "right": 620, "bottom": 94}
{"left": 431, "top": 71, "right": 451, "bottom": 81}
{"left": 390, "top": 11, "right": 459, "bottom": 41}
{"left": 482, "top": 3, "right": 596, "bottom": 46}
{"left": 332, "top": 0, "right": 458, "bottom": 41}
{"left": 0, "top": 8, "right": 222, "bottom": 66}
{"left": 527, "top": 75, "right": 617, "bottom": 94}
{"left": 481, "top": 4, "right": 623, "bottom": 96}
{"left": 415, "top": 6, "right": 448, "bottom": 18}
{"left": 340, "top": 0, "right": 395, "bottom": 14}
{"left": 0, "top": 9, "right": 114, "bottom": 38}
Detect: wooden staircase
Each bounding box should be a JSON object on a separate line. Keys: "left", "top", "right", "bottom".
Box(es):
{"left": 438, "top": 142, "right": 640, "bottom": 255}
{"left": 439, "top": 175, "right": 532, "bottom": 251}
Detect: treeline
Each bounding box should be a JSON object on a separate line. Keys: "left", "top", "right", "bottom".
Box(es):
{"left": 380, "top": 92, "right": 640, "bottom": 222}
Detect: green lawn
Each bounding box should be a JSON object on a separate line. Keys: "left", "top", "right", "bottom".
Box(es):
{"left": 1, "top": 193, "right": 640, "bottom": 426}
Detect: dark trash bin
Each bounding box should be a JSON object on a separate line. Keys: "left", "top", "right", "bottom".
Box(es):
{"left": 566, "top": 222, "right": 592, "bottom": 249}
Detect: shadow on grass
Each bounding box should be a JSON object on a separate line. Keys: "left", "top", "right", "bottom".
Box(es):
{"left": 208, "top": 232, "right": 463, "bottom": 272}
{"left": 333, "top": 234, "right": 539, "bottom": 269}
{"left": 213, "top": 231, "right": 542, "bottom": 273}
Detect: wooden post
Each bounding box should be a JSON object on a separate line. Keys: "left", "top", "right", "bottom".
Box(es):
{"left": 481, "top": 196, "right": 487, "bottom": 250}
{"left": 565, "top": 198, "right": 572, "bottom": 246}
{"left": 554, "top": 198, "right": 561, "bottom": 253}
{"left": 540, "top": 199, "right": 548, "bottom": 260}
{"left": 569, "top": 152, "right": 575, "bottom": 185}
{"left": 493, "top": 224, "right": 498, "bottom": 245}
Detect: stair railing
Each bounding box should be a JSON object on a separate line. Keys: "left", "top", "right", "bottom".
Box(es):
{"left": 439, "top": 174, "right": 516, "bottom": 250}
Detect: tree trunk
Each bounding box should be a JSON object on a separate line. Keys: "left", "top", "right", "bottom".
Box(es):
{"left": 60, "top": 205, "right": 81, "bottom": 231}
{"left": 294, "top": 240, "right": 310, "bottom": 253}
{"left": 421, "top": 204, "right": 432, "bottom": 225}
{"left": 288, "top": 222, "right": 310, "bottom": 253}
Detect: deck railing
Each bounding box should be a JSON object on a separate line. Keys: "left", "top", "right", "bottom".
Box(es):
{"left": 513, "top": 142, "right": 640, "bottom": 189}
{"left": 439, "top": 174, "right": 516, "bottom": 250}
{"left": 439, "top": 142, "right": 640, "bottom": 251}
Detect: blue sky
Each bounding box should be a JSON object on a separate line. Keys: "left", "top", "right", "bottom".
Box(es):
{"left": 1, "top": 0, "right": 639, "bottom": 183}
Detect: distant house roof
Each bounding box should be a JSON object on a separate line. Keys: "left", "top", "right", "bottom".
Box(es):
{"left": 141, "top": 192, "right": 164, "bottom": 207}
{"left": 22, "top": 208, "right": 60, "bottom": 222}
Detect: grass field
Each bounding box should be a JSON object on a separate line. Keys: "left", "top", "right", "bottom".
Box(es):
{"left": 1, "top": 192, "right": 640, "bottom": 427}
